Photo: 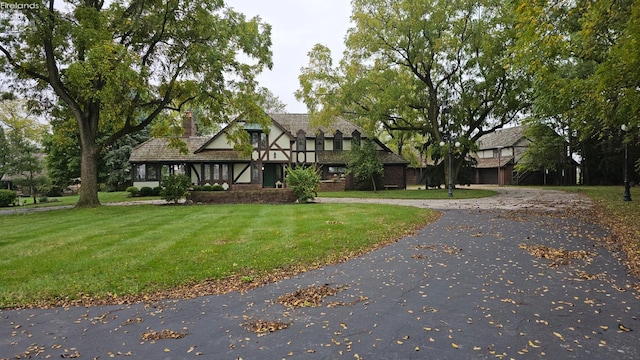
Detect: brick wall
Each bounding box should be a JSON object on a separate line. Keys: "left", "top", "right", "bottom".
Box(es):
{"left": 319, "top": 180, "right": 345, "bottom": 192}
{"left": 188, "top": 189, "right": 297, "bottom": 204}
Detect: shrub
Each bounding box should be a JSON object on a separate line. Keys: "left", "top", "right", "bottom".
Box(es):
{"left": 202, "top": 185, "right": 213, "bottom": 191}
{"left": 285, "top": 165, "right": 320, "bottom": 202}
{"left": 160, "top": 174, "right": 191, "bottom": 203}
{"left": 211, "top": 184, "right": 224, "bottom": 191}
{"left": 38, "top": 196, "right": 48, "bottom": 203}
{"left": 125, "top": 186, "right": 139, "bottom": 197}
{"left": 152, "top": 187, "right": 162, "bottom": 196}
{"left": 0, "top": 190, "right": 17, "bottom": 207}
{"left": 191, "top": 185, "right": 203, "bottom": 191}
{"left": 139, "top": 186, "right": 155, "bottom": 197}
{"left": 38, "top": 185, "right": 64, "bottom": 197}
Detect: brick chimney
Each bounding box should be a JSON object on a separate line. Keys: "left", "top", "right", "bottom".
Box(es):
{"left": 182, "top": 111, "right": 195, "bottom": 137}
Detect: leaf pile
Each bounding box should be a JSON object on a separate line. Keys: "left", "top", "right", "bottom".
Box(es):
{"left": 242, "top": 319, "right": 291, "bottom": 334}
{"left": 140, "top": 329, "right": 187, "bottom": 342}
{"left": 519, "top": 244, "right": 595, "bottom": 266}
{"left": 277, "top": 284, "right": 342, "bottom": 308}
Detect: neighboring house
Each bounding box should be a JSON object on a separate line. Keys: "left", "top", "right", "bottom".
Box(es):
{"left": 472, "top": 126, "right": 575, "bottom": 185}
{"left": 0, "top": 153, "right": 47, "bottom": 193}
{"left": 129, "top": 113, "right": 409, "bottom": 190}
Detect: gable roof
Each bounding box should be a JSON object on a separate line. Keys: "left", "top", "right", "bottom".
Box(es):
{"left": 269, "top": 113, "right": 361, "bottom": 137}
{"left": 477, "top": 126, "right": 526, "bottom": 150}
{"left": 129, "top": 113, "right": 407, "bottom": 164}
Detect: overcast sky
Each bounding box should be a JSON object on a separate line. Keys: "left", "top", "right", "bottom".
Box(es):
{"left": 226, "top": 0, "right": 352, "bottom": 114}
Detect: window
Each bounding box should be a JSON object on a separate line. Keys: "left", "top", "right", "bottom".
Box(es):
{"left": 333, "top": 131, "right": 343, "bottom": 151}
{"left": 352, "top": 130, "right": 361, "bottom": 146}
{"left": 204, "top": 164, "right": 212, "bottom": 181}
{"left": 147, "top": 164, "right": 161, "bottom": 181}
{"left": 328, "top": 166, "right": 346, "bottom": 174}
{"left": 261, "top": 133, "right": 268, "bottom": 148}
{"left": 134, "top": 164, "right": 161, "bottom": 181}
{"left": 250, "top": 132, "right": 268, "bottom": 149}
{"left": 134, "top": 164, "right": 146, "bottom": 181}
{"left": 204, "top": 163, "right": 229, "bottom": 183}
{"left": 316, "top": 131, "right": 324, "bottom": 151}
{"left": 297, "top": 131, "right": 306, "bottom": 151}
{"left": 221, "top": 164, "right": 229, "bottom": 180}
{"left": 251, "top": 163, "right": 260, "bottom": 181}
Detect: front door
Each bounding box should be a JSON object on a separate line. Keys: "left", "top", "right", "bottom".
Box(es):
{"left": 262, "top": 164, "right": 279, "bottom": 188}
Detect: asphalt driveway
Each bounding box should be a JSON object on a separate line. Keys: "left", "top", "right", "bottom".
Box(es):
{"left": 1, "top": 187, "right": 638, "bottom": 359}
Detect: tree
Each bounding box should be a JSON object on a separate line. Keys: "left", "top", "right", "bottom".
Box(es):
{"left": 515, "top": 121, "right": 570, "bottom": 185}
{"left": 0, "top": 98, "right": 47, "bottom": 202}
{"left": 0, "top": 126, "right": 8, "bottom": 182}
{"left": 104, "top": 130, "right": 150, "bottom": 191}
{"left": 347, "top": 139, "right": 384, "bottom": 191}
{"left": 297, "top": 0, "right": 532, "bottom": 183}
{"left": 511, "top": 0, "right": 640, "bottom": 181}
{"left": 0, "top": 1, "right": 273, "bottom": 207}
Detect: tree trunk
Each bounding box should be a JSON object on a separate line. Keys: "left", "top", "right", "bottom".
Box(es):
{"left": 371, "top": 176, "right": 377, "bottom": 192}
{"left": 75, "top": 108, "right": 101, "bottom": 208}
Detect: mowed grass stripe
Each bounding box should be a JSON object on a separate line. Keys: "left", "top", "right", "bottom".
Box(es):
{"left": 0, "top": 203, "right": 437, "bottom": 308}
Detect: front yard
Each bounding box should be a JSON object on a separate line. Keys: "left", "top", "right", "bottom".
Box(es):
{"left": 0, "top": 202, "right": 437, "bottom": 308}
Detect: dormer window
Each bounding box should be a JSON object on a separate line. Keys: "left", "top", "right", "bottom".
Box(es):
{"left": 297, "top": 130, "right": 306, "bottom": 151}
{"left": 333, "top": 130, "right": 343, "bottom": 151}
{"left": 316, "top": 131, "right": 324, "bottom": 151}
{"left": 352, "top": 130, "right": 361, "bottom": 146}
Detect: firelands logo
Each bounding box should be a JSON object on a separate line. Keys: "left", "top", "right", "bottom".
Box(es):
{"left": 0, "top": 2, "right": 39, "bottom": 11}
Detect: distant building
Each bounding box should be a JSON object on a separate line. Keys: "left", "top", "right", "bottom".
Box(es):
{"left": 472, "top": 126, "right": 576, "bottom": 186}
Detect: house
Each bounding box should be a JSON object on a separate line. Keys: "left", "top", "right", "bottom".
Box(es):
{"left": 472, "top": 126, "right": 576, "bottom": 185}
{"left": 129, "top": 113, "right": 409, "bottom": 191}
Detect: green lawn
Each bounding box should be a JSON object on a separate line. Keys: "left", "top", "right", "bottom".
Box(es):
{"left": 319, "top": 188, "right": 497, "bottom": 199}
{"left": 10, "top": 191, "right": 160, "bottom": 208}
{"left": 0, "top": 203, "right": 437, "bottom": 308}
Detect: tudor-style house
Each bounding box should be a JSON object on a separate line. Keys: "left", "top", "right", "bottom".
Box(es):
{"left": 129, "top": 113, "right": 409, "bottom": 190}
{"left": 472, "top": 126, "right": 576, "bottom": 186}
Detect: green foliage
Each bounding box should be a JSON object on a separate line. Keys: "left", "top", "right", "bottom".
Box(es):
{"left": 511, "top": 0, "right": 640, "bottom": 182}
{"left": 139, "top": 186, "right": 154, "bottom": 197}
{"left": 0, "top": 1, "right": 274, "bottom": 207}
{"left": 0, "top": 126, "right": 8, "bottom": 180}
{"left": 211, "top": 184, "right": 224, "bottom": 191}
{"left": 125, "top": 186, "right": 138, "bottom": 197}
{"left": 347, "top": 140, "right": 384, "bottom": 191}
{"left": 297, "top": 0, "right": 532, "bottom": 184}
{"left": 0, "top": 99, "right": 48, "bottom": 203}
{"left": 285, "top": 165, "right": 321, "bottom": 202}
{"left": 152, "top": 187, "right": 162, "bottom": 196}
{"left": 515, "top": 122, "right": 570, "bottom": 175}
{"left": 0, "top": 190, "right": 16, "bottom": 207}
{"left": 160, "top": 174, "right": 191, "bottom": 203}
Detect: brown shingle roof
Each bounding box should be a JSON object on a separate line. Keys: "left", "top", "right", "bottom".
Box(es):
{"left": 268, "top": 113, "right": 361, "bottom": 137}
{"left": 130, "top": 137, "right": 249, "bottom": 163}
{"left": 477, "top": 126, "right": 526, "bottom": 150}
